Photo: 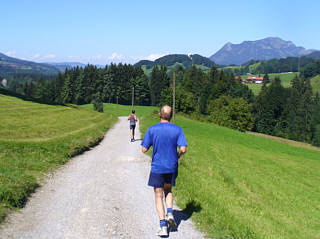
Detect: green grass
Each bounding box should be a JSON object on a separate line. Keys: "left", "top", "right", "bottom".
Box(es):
{"left": 140, "top": 113, "right": 320, "bottom": 239}
{"left": 249, "top": 62, "right": 261, "bottom": 72}
{"left": 141, "top": 65, "right": 153, "bottom": 77}
{"left": 221, "top": 63, "right": 261, "bottom": 73}
{"left": 242, "top": 72, "right": 297, "bottom": 95}
{"left": 311, "top": 74, "right": 320, "bottom": 95}
{"left": 0, "top": 94, "right": 117, "bottom": 221}
{"left": 81, "top": 103, "right": 157, "bottom": 118}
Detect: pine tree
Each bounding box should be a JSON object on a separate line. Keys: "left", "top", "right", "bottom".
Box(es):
{"left": 263, "top": 73, "right": 270, "bottom": 84}
{"left": 150, "top": 65, "right": 169, "bottom": 106}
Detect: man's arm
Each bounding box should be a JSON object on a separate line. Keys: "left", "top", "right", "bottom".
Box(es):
{"left": 142, "top": 146, "right": 149, "bottom": 153}
{"left": 177, "top": 146, "right": 187, "bottom": 159}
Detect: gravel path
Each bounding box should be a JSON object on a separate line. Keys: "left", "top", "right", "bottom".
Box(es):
{"left": 0, "top": 117, "right": 204, "bottom": 239}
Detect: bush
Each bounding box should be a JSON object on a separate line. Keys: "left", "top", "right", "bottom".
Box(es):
{"left": 312, "top": 124, "right": 320, "bottom": 146}
{"left": 93, "top": 101, "right": 104, "bottom": 112}
{"left": 92, "top": 92, "right": 104, "bottom": 112}
{"left": 207, "top": 95, "right": 254, "bottom": 132}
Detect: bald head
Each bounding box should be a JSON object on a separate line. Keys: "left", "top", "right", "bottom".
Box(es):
{"left": 160, "top": 105, "right": 172, "bottom": 121}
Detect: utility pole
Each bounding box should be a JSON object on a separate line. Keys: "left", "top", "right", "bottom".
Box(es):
{"left": 173, "top": 71, "right": 176, "bottom": 124}
{"left": 298, "top": 56, "right": 301, "bottom": 76}
{"left": 131, "top": 86, "right": 134, "bottom": 110}
{"left": 116, "top": 95, "right": 119, "bottom": 115}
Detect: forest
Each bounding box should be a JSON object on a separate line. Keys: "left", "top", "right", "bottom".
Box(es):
{"left": 2, "top": 61, "right": 320, "bottom": 147}
{"left": 230, "top": 56, "right": 320, "bottom": 79}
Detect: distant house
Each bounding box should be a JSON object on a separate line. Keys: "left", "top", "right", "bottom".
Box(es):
{"left": 246, "top": 76, "right": 254, "bottom": 83}
{"left": 254, "top": 77, "right": 263, "bottom": 84}
{"left": 247, "top": 76, "right": 263, "bottom": 84}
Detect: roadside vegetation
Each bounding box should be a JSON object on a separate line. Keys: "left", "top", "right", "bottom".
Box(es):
{"left": 139, "top": 112, "right": 320, "bottom": 239}
{"left": 0, "top": 94, "right": 117, "bottom": 222}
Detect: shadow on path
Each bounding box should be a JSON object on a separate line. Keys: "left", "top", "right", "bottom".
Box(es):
{"left": 171, "top": 200, "right": 202, "bottom": 232}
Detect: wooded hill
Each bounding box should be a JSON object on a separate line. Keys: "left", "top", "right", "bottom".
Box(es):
{"left": 223, "top": 55, "right": 320, "bottom": 79}
{"left": 0, "top": 52, "right": 59, "bottom": 75}
{"left": 135, "top": 54, "right": 215, "bottom": 70}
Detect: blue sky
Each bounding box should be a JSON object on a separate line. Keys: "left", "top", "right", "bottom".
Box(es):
{"left": 1, "top": 0, "right": 319, "bottom": 64}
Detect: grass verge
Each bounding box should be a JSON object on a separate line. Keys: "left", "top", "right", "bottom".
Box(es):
{"left": 0, "top": 94, "right": 117, "bottom": 222}
{"left": 139, "top": 112, "right": 320, "bottom": 239}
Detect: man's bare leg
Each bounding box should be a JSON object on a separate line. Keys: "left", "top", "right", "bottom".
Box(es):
{"left": 164, "top": 183, "right": 177, "bottom": 229}
{"left": 164, "top": 184, "right": 173, "bottom": 209}
{"left": 154, "top": 187, "right": 165, "bottom": 220}
{"left": 130, "top": 129, "right": 134, "bottom": 141}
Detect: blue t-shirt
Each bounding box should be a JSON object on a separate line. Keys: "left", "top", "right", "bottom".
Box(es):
{"left": 141, "top": 122, "right": 187, "bottom": 173}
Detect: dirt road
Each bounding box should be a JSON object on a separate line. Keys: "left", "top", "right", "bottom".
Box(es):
{"left": 0, "top": 117, "right": 204, "bottom": 239}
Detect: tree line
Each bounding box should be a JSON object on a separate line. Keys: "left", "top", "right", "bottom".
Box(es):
{"left": 4, "top": 62, "right": 320, "bottom": 146}
{"left": 228, "top": 57, "right": 320, "bottom": 79}
{"left": 255, "top": 77, "right": 320, "bottom": 145}
{"left": 20, "top": 63, "right": 150, "bottom": 107}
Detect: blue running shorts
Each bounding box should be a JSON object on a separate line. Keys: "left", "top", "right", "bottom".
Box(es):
{"left": 130, "top": 125, "right": 136, "bottom": 130}
{"left": 148, "top": 171, "right": 178, "bottom": 188}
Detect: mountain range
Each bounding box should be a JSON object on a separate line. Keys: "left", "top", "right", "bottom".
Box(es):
{"left": 0, "top": 53, "right": 60, "bottom": 75}
{"left": 46, "top": 62, "right": 87, "bottom": 72}
{"left": 1, "top": 37, "right": 319, "bottom": 77}
{"left": 0, "top": 53, "right": 101, "bottom": 76}
{"left": 210, "top": 37, "right": 316, "bottom": 65}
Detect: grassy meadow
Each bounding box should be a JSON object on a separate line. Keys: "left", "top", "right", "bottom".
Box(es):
{"left": 311, "top": 74, "right": 320, "bottom": 95}
{"left": 241, "top": 72, "right": 297, "bottom": 95}
{"left": 140, "top": 113, "right": 320, "bottom": 239}
{"left": 0, "top": 94, "right": 117, "bottom": 221}
{"left": 81, "top": 103, "right": 157, "bottom": 119}
{"left": 2, "top": 95, "right": 320, "bottom": 238}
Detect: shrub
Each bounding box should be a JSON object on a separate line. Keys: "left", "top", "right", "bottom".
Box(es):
{"left": 207, "top": 95, "right": 254, "bottom": 131}
{"left": 93, "top": 101, "right": 104, "bottom": 112}
{"left": 92, "top": 92, "right": 104, "bottom": 113}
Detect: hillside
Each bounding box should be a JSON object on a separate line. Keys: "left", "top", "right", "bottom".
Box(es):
{"left": 135, "top": 54, "right": 214, "bottom": 76}
{"left": 134, "top": 60, "right": 154, "bottom": 69}
{"left": 306, "top": 51, "right": 320, "bottom": 60}
{"left": 241, "top": 72, "right": 296, "bottom": 95}
{"left": 311, "top": 74, "right": 320, "bottom": 94}
{"left": 140, "top": 113, "right": 320, "bottom": 239}
{"left": 210, "top": 37, "right": 315, "bottom": 65}
{"left": 0, "top": 53, "right": 59, "bottom": 75}
{"left": 135, "top": 54, "right": 215, "bottom": 68}
{"left": 242, "top": 73, "right": 320, "bottom": 96}
{"left": 0, "top": 93, "right": 117, "bottom": 221}
{"left": 46, "top": 62, "right": 87, "bottom": 72}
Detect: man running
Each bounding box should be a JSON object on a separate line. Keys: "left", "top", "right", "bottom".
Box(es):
{"left": 128, "top": 109, "right": 137, "bottom": 142}
{"left": 141, "top": 105, "right": 187, "bottom": 237}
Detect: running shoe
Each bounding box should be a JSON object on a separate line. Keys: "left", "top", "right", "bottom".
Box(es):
{"left": 156, "top": 226, "right": 168, "bottom": 237}
{"left": 166, "top": 212, "right": 177, "bottom": 230}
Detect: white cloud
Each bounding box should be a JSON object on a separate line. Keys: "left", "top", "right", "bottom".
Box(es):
{"left": 68, "top": 56, "right": 81, "bottom": 60}
{"left": 108, "top": 52, "right": 125, "bottom": 60}
{"left": 32, "top": 53, "right": 41, "bottom": 59}
{"left": 92, "top": 54, "right": 103, "bottom": 60}
{"left": 5, "top": 51, "right": 16, "bottom": 57}
{"left": 145, "top": 53, "right": 166, "bottom": 61}
{"left": 132, "top": 53, "right": 168, "bottom": 62}
{"left": 43, "top": 54, "right": 56, "bottom": 59}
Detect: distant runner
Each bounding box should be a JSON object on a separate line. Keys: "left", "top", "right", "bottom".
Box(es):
{"left": 141, "top": 105, "right": 187, "bottom": 237}
{"left": 128, "top": 109, "right": 137, "bottom": 142}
